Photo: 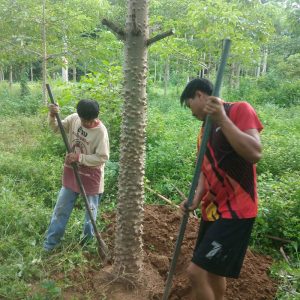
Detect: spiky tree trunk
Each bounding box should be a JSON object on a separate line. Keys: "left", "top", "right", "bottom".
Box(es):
{"left": 102, "top": 0, "right": 173, "bottom": 281}
{"left": 114, "top": 0, "right": 149, "bottom": 277}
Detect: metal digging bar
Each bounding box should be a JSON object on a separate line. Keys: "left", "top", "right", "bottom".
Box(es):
{"left": 162, "top": 39, "right": 231, "bottom": 300}
{"left": 46, "top": 84, "right": 110, "bottom": 261}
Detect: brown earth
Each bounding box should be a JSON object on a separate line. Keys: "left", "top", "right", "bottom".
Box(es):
{"left": 61, "top": 205, "right": 278, "bottom": 299}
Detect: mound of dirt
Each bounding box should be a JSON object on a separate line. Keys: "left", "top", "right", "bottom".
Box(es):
{"left": 62, "top": 205, "right": 278, "bottom": 299}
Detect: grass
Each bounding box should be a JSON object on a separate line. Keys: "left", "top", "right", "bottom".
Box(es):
{"left": 0, "top": 83, "right": 299, "bottom": 298}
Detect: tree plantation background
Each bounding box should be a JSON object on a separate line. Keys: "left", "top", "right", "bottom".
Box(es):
{"left": 0, "top": 0, "right": 299, "bottom": 299}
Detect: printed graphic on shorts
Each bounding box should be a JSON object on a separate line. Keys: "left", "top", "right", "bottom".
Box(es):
{"left": 205, "top": 241, "right": 222, "bottom": 260}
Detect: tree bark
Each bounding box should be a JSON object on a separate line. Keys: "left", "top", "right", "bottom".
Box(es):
{"left": 84, "top": 63, "right": 87, "bottom": 76}
{"left": 230, "top": 62, "right": 241, "bottom": 89}
{"left": 236, "top": 63, "right": 241, "bottom": 89}
{"left": 230, "top": 62, "right": 235, "bottom": 89}
{"left": 207, "top": 53, "right": 212, "bottom": 78}
{"left": 256, "top": 57, "right": 261, "bottom": 78}
{"left": 61, "top": 32, "right": 68, "bottom": 82}
{"left": 30, "top": 65, "right": 34, "bottom": 82}
{"left": 261, "top": 48, "right": 268, "bottom": 75}
{"left": 200, "top": 52, "right": 206, "bottom": 78}
{"left": 154, "top": 59, "right": 157, "bottom": 83}
{"left": 114, "top": 0, "right": 149, "bottom": 278}
{"left": 62, "top": 56, "right": 69, "bottom": 82}
{"left": 163, "top": 56, "right": 169, "bottom": 96}
{"left": 42, "top": 0, "right": 47, "bottom": 104}
{"left": 9, "top": 65, "right": 13, "bottom": 88}
{"left": 0, "top": 68, "right": 4, "bottom": 81}
{"left": 73, "top": 66, "right": 77, "bottom": 82}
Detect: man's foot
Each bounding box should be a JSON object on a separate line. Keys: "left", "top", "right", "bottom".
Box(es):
{"left": 43, "top": 243, "right": 61, "bottom": 254}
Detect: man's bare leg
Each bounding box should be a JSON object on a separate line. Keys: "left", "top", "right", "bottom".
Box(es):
{"left": 187, "top": 262, "right": 226, "bottom": 300}
{"left": 187, "top": 262, "right": 214, "bottom": 300}
{"left": 207, "top": 272, "right": 226, "bottom": 300}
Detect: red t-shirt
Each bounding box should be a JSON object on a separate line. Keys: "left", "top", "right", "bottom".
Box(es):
{"left": 198, "top": 102, "right": 263, "bottom": 220}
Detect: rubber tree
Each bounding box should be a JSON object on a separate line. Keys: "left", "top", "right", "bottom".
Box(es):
{"left": 42, "top": 0, "right": 47, "bottom": 103}
{"left": 103, "top": 0, "right": 173, "bottom": 278}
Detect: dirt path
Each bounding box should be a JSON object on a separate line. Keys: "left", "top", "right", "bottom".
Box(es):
{"left": 62, "top": 205, "right": 278, "bottom": 299}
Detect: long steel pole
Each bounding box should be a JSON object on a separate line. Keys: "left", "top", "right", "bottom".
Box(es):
{"left": 162, "top": 39, "right": 231, "bottom": 300}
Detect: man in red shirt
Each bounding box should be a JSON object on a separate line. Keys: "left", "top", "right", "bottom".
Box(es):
{"left": 180, "top": 78, "right": 263, "bottom": 300}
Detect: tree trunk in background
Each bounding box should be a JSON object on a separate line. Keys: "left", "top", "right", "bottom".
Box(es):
{"left": 62, "top": 56, "right": 68, "bottom": 82}
{"left": 61, "top": 1, "right": 69, "bottom": 83}
{"left": 0, "top": 68, "right": 4, "bottom": 81}
{"left": 20, "top": 65, "right": 30, "bottom": 98}
{"left": 230, "top": 63, "right": 241, "bottom": 89}
{"left": 114, "top": 0, "right": 149, "bottom": 279}
{"left": 158, "top": 65, "right": 162, "bottom": 82}
{"left": 199, "top": 52, "right": 206, "bottom": 78}
{"left": 30, "top": 65, "right": 34, "bottom": 81}
{"left": 42, "top": 0, "right": 47, "bottom": 104}
{"left": 256, "top": 57, "right": 261, "bottom": 78}
{"left": 261, "top": 48, "right": 268, "bottom": 75}
{"left": 230, "top": 62, "right": 235, "bottom": 89}
{"left": 235, "top": 63, "right": 241, "bottom": 89}
{"left": 163, "top": 56, "right": 169, "bottom": 96}
{"left": 154, "top": 59, "right": 157, "bottom": 83}
{"left": 84, "top": 63, "right": 87, "bottom": 76}
{"left": 206, "top": 53, "right": 212, "bottom": 78}
{"left": 73, "top": 66, "right": 77, "bottom": 82}
{"left": 9, "top": 65, "right": 13, "bottom": 88}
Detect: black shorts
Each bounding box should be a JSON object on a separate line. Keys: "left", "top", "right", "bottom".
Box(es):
{"left": 191, "top": 218, "right": 255, "bottom": 278}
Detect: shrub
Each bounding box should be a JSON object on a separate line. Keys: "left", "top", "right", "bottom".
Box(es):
{"left": 252, "top": 171, "right": 300, "bottom": 255}
{"left": 223, "top": 75, "right": 300, "bottom": 107}
{"left": 0, "top": 82, "right": 42, "bottom": 116}
{"left": 257, "top": 104, "right": 300, "bottom": 175}
{"left": 145, "top": 91, "right": 199, "bottom": 202}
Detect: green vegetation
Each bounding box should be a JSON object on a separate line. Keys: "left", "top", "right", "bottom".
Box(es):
{"left": 0, "top": 0, "right": 299, "bottom": 298}
{"left": 0, "top": 80, "right": 299, "bottom": 299}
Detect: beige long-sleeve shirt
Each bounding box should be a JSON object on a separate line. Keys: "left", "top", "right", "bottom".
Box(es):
{"left": 49, "top": 113, "right": 109, "bottom": 194}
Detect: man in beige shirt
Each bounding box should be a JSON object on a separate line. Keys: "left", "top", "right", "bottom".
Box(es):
{"left": 44, "top": 99, "right": 109, "bottom": 251}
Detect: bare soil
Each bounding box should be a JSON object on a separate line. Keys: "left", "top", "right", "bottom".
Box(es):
{"left": 61, "top": 205, "right": 278, "bottom": 299}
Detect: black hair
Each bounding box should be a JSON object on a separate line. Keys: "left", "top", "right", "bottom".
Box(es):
{"left": 76, "top": 99, "right": 99, "bottom": 120}
{"left": 180, "top": 78, "right": 214, "bottom": 106}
